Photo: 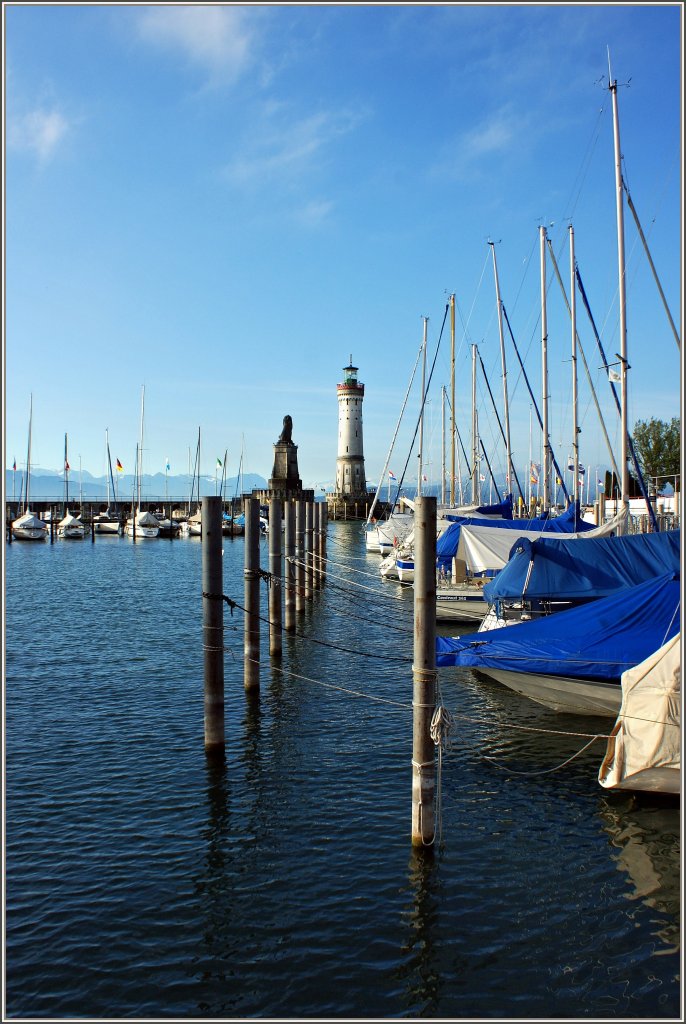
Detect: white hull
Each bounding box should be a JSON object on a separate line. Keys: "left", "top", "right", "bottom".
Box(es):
{"left": 12, "top": 525, "right": 48, "bottom": 541}
{"left": 435, "top": 586, "right": 487, "bottom": 622}
{"left": 93, "top": 520, "right": 121, "bottom": 535}
{"left": 58, "top": 525, "right": 85, "bottom": 539}
{"left": 125, "top": 523, "right": 159, "bottom": 538}
{"left": 477, "top": 667, "right": 621, "bottom": 718}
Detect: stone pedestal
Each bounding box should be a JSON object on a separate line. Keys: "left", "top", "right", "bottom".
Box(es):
{"left": 252, "top": 442, "right": 314, "bottom": 504}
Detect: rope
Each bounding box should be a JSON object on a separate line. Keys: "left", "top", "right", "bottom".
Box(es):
{"left": 482, "top": 735, "right": 603, "bottom": 775}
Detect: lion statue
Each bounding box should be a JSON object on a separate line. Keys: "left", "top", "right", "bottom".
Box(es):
{"left": 277, "top": 415, "right": 293, "bottom": 444}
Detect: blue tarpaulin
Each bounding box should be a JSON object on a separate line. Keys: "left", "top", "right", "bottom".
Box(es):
{"left": 436, "top": 501, "right": 595, "bottom": 572}
{"left": 483, "top": 529, "right": 681, "bottom": 602}
{"left": 436, "top": 572, "right": 680, "bottom": 682}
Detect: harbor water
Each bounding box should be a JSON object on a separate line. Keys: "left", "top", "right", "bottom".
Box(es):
{"left": 5, "top": 521, "right": 681, "bottom": 1019}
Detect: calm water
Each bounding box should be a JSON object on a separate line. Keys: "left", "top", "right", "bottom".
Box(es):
{"left": 5, "top": 522, "right": 681, "bottom": 1019}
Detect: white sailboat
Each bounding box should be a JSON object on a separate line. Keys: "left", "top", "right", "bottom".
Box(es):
{"left": 58, "top": 433, "right": 85, "bottom": 538}
{"left": 93, "top": 429, "right": 122, "bottom": 534}
{"left": 12, "top": 396, "right": 49, "bottom": 541}
{"left": 125, "top": 386, "right": 159, "bottom": 539}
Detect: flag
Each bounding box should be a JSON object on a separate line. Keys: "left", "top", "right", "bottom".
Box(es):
{"left": 64, "top": 459, "right": 70, "bottom": 472}
{"left": 608, "top": 368, "right": 621, "bottom": 383}
{"left": 116, "top": 459, "right": 124, "bottom": 473}
{"left": 12, "top": 458, "right": 16, "bottom": 471}
{"left": 216, "top": 457, "right": 222, "bottom": 468}
{"left": 479, "top": 474, "right": 485, "bottom": 482}
{"left": 567, "top": 459, "right": 574, "bottom": 472}
{"left": 165, "top": 458, "right": 170, "bottom": 472}
{"left": 555, "top": 476, "right": 562, "bottom": 485}
{"left": 578, "top": 464, "right": 586, "bottom": 475}
{"left": 422, "top": 474, "right": 428, "bottom": 482}
{"left": 388, "top": 471, "right": 397, "bottom": 481}
{"left": 597, "top": 480, "right": 604, "bottom": 490}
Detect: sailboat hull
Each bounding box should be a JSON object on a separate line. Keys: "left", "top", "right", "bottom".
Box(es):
{"left": 477, "top": 667, "right": 621, "bottom": 718}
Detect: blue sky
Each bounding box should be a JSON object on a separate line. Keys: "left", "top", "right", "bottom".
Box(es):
{"left": 4, "top": 3, "right": 682, "bottom": 496}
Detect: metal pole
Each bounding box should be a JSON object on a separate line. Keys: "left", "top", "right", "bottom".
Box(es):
{"left": 313, "top": 502, "right": 321, "bottom": 589}
{"left": 490, "top": 241, "right": 512, "bottom": 496}
{"left": 609, "top": 73, "right": 630, "bottom": 514}
{"left": 244, "top": 496, "right": 260, "bottom": 692}
{"left": 412, "top": 495, "right": 436, "bottom": 847}
{"left": 320, "top": 502, "right": 328, "bottom": 584}
{"left": 284, "top": 500, "right": 296, "bottom": 632}
{"left": 540, "top": 225, "right": 551, "bottom": 511}
{"left": 450, "top": 293, "right": 455, "bottom": 507}
{"left": 268, "top": 498, "right": 283, "bottom": 658}
{"left": 295, "top": 499, "right": 305, "bottom": 614}
{"left": 570, "top": 225, "right": 579, "bottom": 505}
{"left": 202, "top": 496, "right": 224, "bottom": 749}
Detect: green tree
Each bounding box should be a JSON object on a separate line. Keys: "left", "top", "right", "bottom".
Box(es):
{"left": 631, "top": 417, "right": 681, "bottom": 491}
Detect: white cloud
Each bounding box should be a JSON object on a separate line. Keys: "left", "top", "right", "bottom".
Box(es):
{"left": 136, "top": 5, "right": 255, "bottom": 83}
{"left": 8, "top": 108, "right": 70, "bottom": 161}
{"left": 226, "top": 108, "right": 361, "bottom": 186}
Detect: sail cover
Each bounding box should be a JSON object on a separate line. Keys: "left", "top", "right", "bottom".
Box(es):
{"left": 436, "top": 573, "right": 680, "bottom": 682}
{"left": 484, "top": 529, "right": 681, "bottom": 602}
{"left": 598, "top": 633, "right": 681, "bottom": 793}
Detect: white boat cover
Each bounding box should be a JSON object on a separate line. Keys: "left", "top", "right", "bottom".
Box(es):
{"left": 13, "top": 511, "right": 48, "bottom": 532}
{"left": 456, "top": 508, "right": 629, "bottom": 574}
{"left": 598, "top": 634, "right": 681, "bottom": 794}
{"left": 58, "top": 512, "right": 83, "bottom": 528}
{"left": 136, "top": 510, "right": 161, "bottom": 527}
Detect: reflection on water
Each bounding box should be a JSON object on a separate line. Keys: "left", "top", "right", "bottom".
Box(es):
{"left": 598, "top": 791, "right": 681, "bottom": 953}
{"left": 398, "top": 848, "right": 441, "bottom": 1017}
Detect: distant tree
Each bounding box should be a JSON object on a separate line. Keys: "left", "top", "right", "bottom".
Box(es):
{"left": 631, "top": 417, "right": 680, "bottom": 492}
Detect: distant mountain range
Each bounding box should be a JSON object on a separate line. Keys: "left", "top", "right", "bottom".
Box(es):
{"left": 5, "top": 469, "right": 268, "bottom": 502}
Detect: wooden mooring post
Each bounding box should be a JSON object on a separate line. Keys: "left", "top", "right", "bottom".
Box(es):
{"left": 412, "top": 495, "right": 437, "bottom": 847}
{"left": 295, "top": 499, "right": 305, "bottom": 615}
{"left": 202, "top": 496, "right": 225, "bottom": 749}
{"left": 305, "top": 501, "right": 314, "bottom": 601}
{"left": 284, "top": 500, "right": 296, "bottom": 632}
{"left": 269, "top": 498, "right": 283, "bottom": 657}
{"left": 244, "top": 496, "right": 260, "bottom": 692}
{"left": 313, "top": 502, "right": 322, "bottom": 589}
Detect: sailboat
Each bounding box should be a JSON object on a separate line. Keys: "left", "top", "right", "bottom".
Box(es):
{"left": 93, "top": 429, "right": 122, "bottom": 534}
{"left": 12, "top": 396, "right": 49, "bottom": 541}
{"left": 57, "top": 433, "right": 85, "bottom": 539}
{"left": 181, "top": 429, "right": 202, "bottom": 536}
{"left": 125, "top": 386, "right": 159, "bottom": 539}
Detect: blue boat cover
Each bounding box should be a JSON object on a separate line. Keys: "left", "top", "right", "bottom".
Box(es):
{"left": 475, "top": 494, "right": 514, "bottom": 519}
{"left": 436, "top": 572, "right": 680, "bottom": 681}
{"left": 436, "top": 501, "right": 594, "bottom": 572}
{"left": 483, "top": 529, "right": 681, "bottom": 602}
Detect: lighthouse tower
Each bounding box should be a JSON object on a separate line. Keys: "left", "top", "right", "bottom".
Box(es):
{"left": 334, "top": 357, "right": 367, "bottom": 499}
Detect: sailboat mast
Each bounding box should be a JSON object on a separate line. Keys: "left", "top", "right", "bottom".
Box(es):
{"left": 569, "top": 225, "right": 580, "bottom": 505}
{"left": 490, "top": 241, "right": 512, "bottom": 497}
{"left": 26, "top": 394, "right": 33, "bottom": 513}
{"left": 471, "top": 344, "right": 480, "bottom": 504}
{"left": 64, "top": 432, "right": 69, "bottom": 511}
{"left": 609, "top": 60, "right": 630, "bottom": 514}
{"left": 441, "top": 384, "right": 446, "bottom": 506}
{"left": 137, "top": 385, "right": 145, "bottom": 511}
{"left": 450, "top": 292, "right": 456, "bottom": 506}
{"left": 417, "top": 316, "right": 428, "bottom": 497}
{"left": 105, "top": 429, "right": 111, "bottom": 508}
{"left": 540, "top": 226, "right": 551, "bottom": 511}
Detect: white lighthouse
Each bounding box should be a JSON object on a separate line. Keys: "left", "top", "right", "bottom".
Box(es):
{"left": 334, "top": 357, "right": 367, "bottom": 498}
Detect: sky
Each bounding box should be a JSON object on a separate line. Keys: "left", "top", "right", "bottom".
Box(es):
{"left": 4, "top": 3, "right": 683, "bottom": 497}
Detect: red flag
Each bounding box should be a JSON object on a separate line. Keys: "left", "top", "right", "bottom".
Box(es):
{"left": 65, "top": 459, "right": 70, "bottom": 472}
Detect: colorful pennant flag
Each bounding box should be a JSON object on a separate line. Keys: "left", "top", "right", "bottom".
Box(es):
{"left": 64, "top": 459, "right": 70, "bottom": 472}
{"left": 12, "top": 458, "right": 17, "bottom": 471}
{"left": 165, "top": 458, "right": 170, "bottom": 472}
{"left": 388, "top": 471, "right": 397, "bottom": 481}
{"left": 216, "top": 457, "right": 223, "bottom": 468}
{"left": 116, "top": 459, "right": 124, "bottom": 473}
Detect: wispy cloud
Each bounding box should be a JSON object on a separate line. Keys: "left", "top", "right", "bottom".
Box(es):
{"left": 7, "top": 107, "right": 70, "bottom": 161}
{"left": 136, "top": 6, "right": 256, "bottom": 84}
{"left": 226, "top": 107, "right": 362, "bottom": 187}
{"left": 432, "top": 106, "right": 530, "bottom": 181}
